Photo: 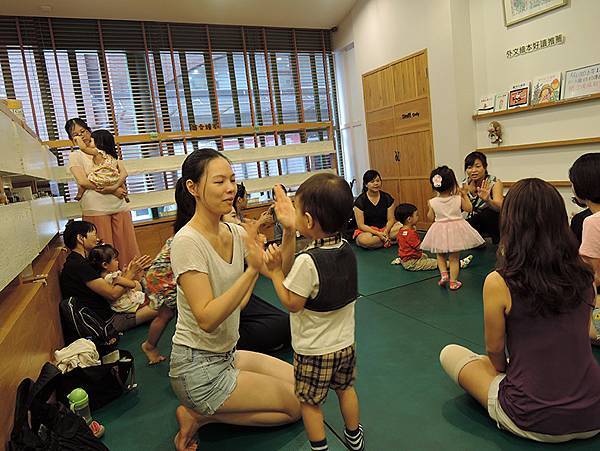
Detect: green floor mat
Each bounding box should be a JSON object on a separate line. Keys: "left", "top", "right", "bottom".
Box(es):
{"left": 353, "top": 245, "right": 438, "bottom": 295}
{"left": 321, "top": 298, "right": 600, "bottom": 450}
{"left": 93, "top": 316, "right": 347, "bottom": 450}
{"left": 368, "top": 271, "right": 487, "bottom": 347}
{"left": 94, "top": 240, "right": 600, "bottom": 450}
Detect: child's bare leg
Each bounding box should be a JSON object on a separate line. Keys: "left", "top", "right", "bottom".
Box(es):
{"left": 301, "top": 402, "right": 326, "bottom": 442}
{"left": 436, "top": 253, "right": 448, "bottom": 274}
{"left": 142, "top": 304, "right": 175, "bottom": 364}
{"left": 448, "top": 252, "right": 460, "bottom": 282}
{"left": 336, "top": 386, "right": 360, "bottom": 431}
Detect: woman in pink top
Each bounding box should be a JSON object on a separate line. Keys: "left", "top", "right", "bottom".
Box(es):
{"left": 569, "top": 153, "right": 600, "bottom": 342}
{"left": 65, "top": 118, "right": 140, "bottom": 269}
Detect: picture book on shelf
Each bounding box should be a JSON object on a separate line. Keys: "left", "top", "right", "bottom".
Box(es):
{"left": 477, "top": 94, "right": 495, "bottom": 115}
{"left": 508, "top": 81, "right": 530, "bottom": 109}
{"left": 531, "top": 73, "right": 561, "bottom": 105}
{"left": 494, "top": 93, "right": 508, "bottom": 112}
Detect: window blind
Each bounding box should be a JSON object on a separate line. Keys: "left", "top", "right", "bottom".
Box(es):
{"left": 0, "top": 16, "right": 342, "bottom": 204}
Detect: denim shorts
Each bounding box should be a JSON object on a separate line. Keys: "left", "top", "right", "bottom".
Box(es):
{"left": 169, "top": 343, "right": 239, "bottom": 415}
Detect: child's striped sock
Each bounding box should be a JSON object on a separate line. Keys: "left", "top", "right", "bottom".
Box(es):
{"left": 310, "top": 438, "right": 328, "bottom": 451}
{"left": 344, "top": 424, "right": 365, "bottom": 451}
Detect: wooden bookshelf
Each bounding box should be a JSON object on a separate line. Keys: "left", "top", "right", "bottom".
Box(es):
{"left": 478, "top": 136, "right": 600, "bottom": 154}
{"left": 472, "top": 92, "right": 600, "bottom": 120}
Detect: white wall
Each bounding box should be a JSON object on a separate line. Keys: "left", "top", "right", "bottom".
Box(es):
{"left": 334, "top": 0, "right": 476, "bottom": 184}
{"left": 334, "top": 0, "right": 600, "bottom": 214}
{"left": 469, "top": 0, "right": 600, "bottom": 214}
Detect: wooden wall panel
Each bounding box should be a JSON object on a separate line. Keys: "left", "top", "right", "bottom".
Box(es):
{"left": 414, "top": 52, "right": 429, "bottom": 97}
{"left": 0, "top": 242, "right": 65, "bottom": 447}
{"left": 365, "top": 107, "right": 395, "bottom": 139}
{"left": 368, "top": 137, "right": 399, "bottom": 179}
{"left": 393, "top": 97, "right": 431, "bottom": 134}
{"left": 397, "top": 131, "right": 434, "bottom": 177}
{"left": 393, "top": 58, "right": 417, "bottom": 102}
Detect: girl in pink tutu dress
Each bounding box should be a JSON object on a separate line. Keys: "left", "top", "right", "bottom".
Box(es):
{"left": 421, "top": 166, "right": 484, "bottom": 290}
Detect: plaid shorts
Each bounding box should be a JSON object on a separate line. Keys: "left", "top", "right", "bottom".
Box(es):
{"left": 293, "top": 344, "right": 356, "bottom": 406}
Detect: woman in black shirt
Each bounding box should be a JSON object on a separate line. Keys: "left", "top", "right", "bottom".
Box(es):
{"left": 60, "top": 220, "right": 156, "bottom": 332}
{"left": 353, "top": 170, "right": 400, "bottom": 249}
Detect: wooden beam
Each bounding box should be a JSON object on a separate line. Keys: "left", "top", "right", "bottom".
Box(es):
{"left": 503, "top": 180, "right": 571, "bottom": 188}
{"left": 42, "top": 121, "right": 332, "bottom": 148}
{"left": 52, "top": 141, "right": 334, "bottom": 182}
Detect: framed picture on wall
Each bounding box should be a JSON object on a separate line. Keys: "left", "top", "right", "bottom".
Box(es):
{"left": 562, "top": 63, "right": 600, "bottom": 99}
{"left": 503, "top": 0, "right": 568, "bottom": 27}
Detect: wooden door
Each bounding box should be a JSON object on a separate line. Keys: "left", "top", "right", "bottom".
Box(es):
{"left": 362, "top": 50, "right": 434, "bottom": 229}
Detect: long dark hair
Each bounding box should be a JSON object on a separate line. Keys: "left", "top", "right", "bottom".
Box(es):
{"left": 65, "top": 118, "right": 91, "bottom": 140}
{"left": 497, "top": 178, "right": 594, "bottom": 316}
{"left": 91, "top": 130, "right": 119, "bottom": 159}
{"left": 174, "top": 148, "right": 230, "bottom": 233}
{"left": 362, "top": 170, "right": 381, "bottom": 193}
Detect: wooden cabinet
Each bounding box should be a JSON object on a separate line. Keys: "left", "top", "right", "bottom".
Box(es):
{"left": 362, "top": 50, "right": 435, "bottom": 229}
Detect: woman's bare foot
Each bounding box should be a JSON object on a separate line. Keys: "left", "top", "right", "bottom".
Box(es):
{"left": 174, "top": 405, "right": 214, "bottom": 451}
{"left": 141, "top": 341, "right": 166, "bottom": 365}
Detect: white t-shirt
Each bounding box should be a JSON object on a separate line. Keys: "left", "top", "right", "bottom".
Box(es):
{"left": 170, "top": 223, "right": 247, "bottom": 352}
{"left": 283, "top": 241, "right": 356, "bottom": 356}
{"left": 68, "top": 150, "right": 127, "bottom": 216}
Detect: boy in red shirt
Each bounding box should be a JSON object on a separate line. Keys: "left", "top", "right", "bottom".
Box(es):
{"left": 392, "top": 203, "right": 472, "bottom": 270}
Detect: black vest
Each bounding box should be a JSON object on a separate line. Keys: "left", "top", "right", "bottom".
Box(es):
{"left": 301, "top": 241, "right": 358, "bottom": 312}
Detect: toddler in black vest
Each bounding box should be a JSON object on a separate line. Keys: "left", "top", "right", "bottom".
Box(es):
{"left": 264, "top": 173, "right": 364, "bottom": 451}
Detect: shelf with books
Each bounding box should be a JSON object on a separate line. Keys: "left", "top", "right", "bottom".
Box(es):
{"left": 472, "top": 92, "right": 600, "bottom": 120}
{"left": 477, "top": 136, "right": 600, "bottom": 154}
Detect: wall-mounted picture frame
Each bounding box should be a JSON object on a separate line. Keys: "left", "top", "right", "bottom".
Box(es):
{"left": 562, "top": 63, "right": 600, "bottom": 99}
{"left": 503, "top": 0, "right": 568, "bottom": 27}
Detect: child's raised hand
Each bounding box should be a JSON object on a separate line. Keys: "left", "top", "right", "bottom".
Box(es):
{"left": 127, "top": 254, "right": 152, "bottom": 277}
{"left": 264, "top": 243, "right": 283, "bottom": 273}
{"left": 257, "top": 210, "right": 274, "bottom": 227}
{"left": 273, "top": 184, "right": 296, "bottom": 230}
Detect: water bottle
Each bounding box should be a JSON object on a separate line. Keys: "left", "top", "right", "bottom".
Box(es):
{"left": 67, "top": 388, "right": 92, "bottom": 425}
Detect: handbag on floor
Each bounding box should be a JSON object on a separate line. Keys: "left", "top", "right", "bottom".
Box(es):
{"left": 8, "top": 362, "right": 108, "bottom": 451}
{"left": 59, "top": 296, "right": 119, "bottom": 348}
{"left": 56, "top": 349, "right": 137, "bottom": 410}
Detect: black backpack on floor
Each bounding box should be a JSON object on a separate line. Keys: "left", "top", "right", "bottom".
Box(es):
{"left": 59, "top": 296, "right": 119, "bottom": 348}
{"left": 7, "top": 362, "right": 109, "bottom": 451}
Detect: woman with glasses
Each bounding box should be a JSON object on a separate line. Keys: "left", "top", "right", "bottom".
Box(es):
{"left": 65, "top": 118, "right": 140, "bottom": 269}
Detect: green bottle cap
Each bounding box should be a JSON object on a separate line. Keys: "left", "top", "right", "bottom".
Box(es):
{"left": 67, "top": 388, "right": 89, "bottom": 408}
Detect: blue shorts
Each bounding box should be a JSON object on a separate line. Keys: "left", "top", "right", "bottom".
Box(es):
{"left": 169, "top": 343, "right": 239, "bottom": 415}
